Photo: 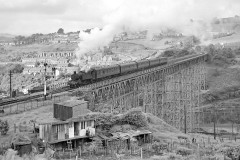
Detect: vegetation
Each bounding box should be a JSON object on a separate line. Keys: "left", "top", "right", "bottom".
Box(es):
{"left": 0, "top": 120, "right": 9, "bottom": 135}
{"left": 57, "top": 28, "right": 64, "bottom": 34}
{"left": 203, "top": 44, "right": 237, "bottom": 67}
{"left": 162, "top": 48, "right": 196, "bottom": 58}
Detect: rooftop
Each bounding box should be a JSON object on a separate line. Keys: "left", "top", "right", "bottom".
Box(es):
{"left": 56, "top": 99, "right": 87, "bottom": 107}
{"left": 38, "top": 112, "right": 94, "bottom": 125}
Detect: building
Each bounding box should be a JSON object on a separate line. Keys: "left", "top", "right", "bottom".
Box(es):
{"left": 39, "top": 117, "right": 95, "bottom": 149}
{"left": 24, "top": 62, "right": 36, "bottom": 67}
{"left": 39, "top": 99, "right": 95, "bottom": 149}
{"left": 11, "top": 134, "right": 32, "bottom": 157}
{"left": 0, "top": 40, "right": 14, "bottom": 46}
{"left": 21, "top": 58, "right": 37, "bottom": 63}
{"left": 60, "top": 67, "right": 79, "bottom": 75}
{"left": 23, "top": 67, "right": 56, "bottom": 77}
{"left": 56, "top": 58, "right": 69, "bottom": 68}
{"left": 39, "top": 51, "right": 75, "bottom": 58}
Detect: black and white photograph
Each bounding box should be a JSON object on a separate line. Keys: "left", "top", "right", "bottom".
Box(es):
{"left": 0, "top": 0, "right": 240, "bottom": 159}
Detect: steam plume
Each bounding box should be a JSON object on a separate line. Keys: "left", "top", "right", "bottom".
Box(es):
{"left": 75, "top": 0, "right": 240, "bottom": 60}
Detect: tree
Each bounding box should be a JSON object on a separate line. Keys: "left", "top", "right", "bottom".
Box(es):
{"left": 0, "top": 120, "right": 9, "bottom": 135}
{"left": 57, "top": 28, "right": 64, "bottom": 34}
{"left": 35, "top": 61, "right": 40, "bottom": 67}
{"left": 12, "top": 64, "right": 24, "bottom": 73}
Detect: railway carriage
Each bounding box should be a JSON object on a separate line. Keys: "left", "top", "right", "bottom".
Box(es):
{"left": 94, "top": 65, "right": 121, "bottom": 79}
{"left": 120, "top": 62, "right": 138, "bottom": 74}
{"left": 68, "top": 54, "right": 206, "bottom": 88}
{"left": 137, "top": 59, "right": 150, "bottom": 70}
{"left": 149, "top": 58, "right": 161, "bottom": 67}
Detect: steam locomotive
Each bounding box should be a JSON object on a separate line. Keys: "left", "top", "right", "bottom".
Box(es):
{"left": 68, "top": 53, "right": 207, "bottom": 88}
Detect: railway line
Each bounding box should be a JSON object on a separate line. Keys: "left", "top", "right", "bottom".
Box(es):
{"left": 0, "top": 53, "right": 207, "bottom": 108}
{"left": 0, "top": 86, "right": 72, "bottom": 107}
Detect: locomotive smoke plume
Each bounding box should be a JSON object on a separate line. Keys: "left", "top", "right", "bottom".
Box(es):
{"left": 75, "top": 0, "right": 240, "bottom": 60}
{"left": 76, "top": 25, "right": 117, "bottom": 60}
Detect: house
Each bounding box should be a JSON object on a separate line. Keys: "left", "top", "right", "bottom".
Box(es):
{"left": 39, "top": 117, "right": 95, "bottom": 149}
{"left": 24, "top": 62, "right": 36, "bottom": 67}
{"left": 39, "top": 99, "right": 95, "bottom": 150}
{"left": 21, "top": 58, "right": 37, "bottom": 63}
{"left": 39, "top": 51, "right": 74, "bottom": 58}
{"left": 56, "top": 58, "right": 69, "bottom": 68}
{"left": 61, "top": 67, "right": 79, "bottom": 75}
{"left": 0, "top": 40, "right": 15, "bottom": 46}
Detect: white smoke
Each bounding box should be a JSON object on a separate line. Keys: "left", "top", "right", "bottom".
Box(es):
{"left": 76, "top": 25, "right": 118, "bottom": 59}
{"left": 75, "top": 0, "right": 240, "bottom": 61}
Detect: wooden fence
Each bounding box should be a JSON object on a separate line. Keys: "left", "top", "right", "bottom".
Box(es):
{"left": 0, "top": 93, "right": 69, "bottom": 117}
{"left": 53, "top": 143, "right": 154, "bottom": 160}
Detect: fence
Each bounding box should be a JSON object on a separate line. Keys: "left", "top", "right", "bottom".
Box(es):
{"left": 53, "top": 143, "right": 154, "bottom": 160}
{"left": 0, "top": 93, "right": 70, "bottom": 117}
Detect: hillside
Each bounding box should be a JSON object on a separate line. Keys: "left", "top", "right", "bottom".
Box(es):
{"left": 211, "top": 16, "right": 240, "bottom": 33}
{"left": 0, "top": 34, "right": 15, "bottom": 42}
{"left": 209, "top": 33, "right": 240, "bottom": 45}
{"left": 0, "top": 43, "right": 78, "bottom": 62}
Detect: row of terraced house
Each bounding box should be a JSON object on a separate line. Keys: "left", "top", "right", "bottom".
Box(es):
{"left": 22, "top": 51, "right": 79, "bottom": 76}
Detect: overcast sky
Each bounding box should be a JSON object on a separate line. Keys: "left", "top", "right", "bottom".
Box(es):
{"left": 1, "top": 0, "right": 240, "bottom": 35}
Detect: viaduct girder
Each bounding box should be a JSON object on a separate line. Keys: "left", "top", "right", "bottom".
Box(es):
{"left": 77, "top": 54, "right": 208, "bottom": 132}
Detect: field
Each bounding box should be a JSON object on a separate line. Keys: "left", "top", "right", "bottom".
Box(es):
{"left": 122, "top": 38, "right": 180, "bottom": 50}
{"left": 210, "top": 33, "right": 240, "bottom": 44}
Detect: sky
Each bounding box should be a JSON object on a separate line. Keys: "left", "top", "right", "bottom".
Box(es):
{"left": 0, "top": 0, "right": 240, "bottom": 35}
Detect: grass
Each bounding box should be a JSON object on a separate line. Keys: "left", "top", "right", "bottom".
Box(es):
{"left": 0, "top": 101, "right": 57, "bottom": 145}
{"left": 210, "top": 33, "right": 240, "bottom": 44}
{"left": 122, "top": 38, "right": 177, "bottom": 50}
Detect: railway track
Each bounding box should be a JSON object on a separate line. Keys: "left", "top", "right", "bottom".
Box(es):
{"left": 0, "top": 86, "right": 72, "bottom": 107}
{"left": 0, "top": 53, "right": 208, "bottom": 108}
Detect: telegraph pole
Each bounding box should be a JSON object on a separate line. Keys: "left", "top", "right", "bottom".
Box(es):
{"left": 9, "top": 70, "right": 12, "bottom": 98}
{"left": 213, "top": 113, "right": 216, "bottom": 140}
{"left": 213, "top": 106, "right": 217, "bottom": 140}
{"left": 44, "top": 62, "right": 47, "bottom": 100}
{"left": 184, "top": 105, "right": 187, "bottom": 134}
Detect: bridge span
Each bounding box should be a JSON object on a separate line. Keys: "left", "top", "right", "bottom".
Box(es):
{"left": 75, "top": 53, "right": 208, "bottom": 132}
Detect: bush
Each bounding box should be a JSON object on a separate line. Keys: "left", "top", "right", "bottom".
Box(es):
{"left": 117, "top": 109, "right": 148, "bottom": 127}
{"left": 0, "top": 120, "right": 9, "bottom": 135}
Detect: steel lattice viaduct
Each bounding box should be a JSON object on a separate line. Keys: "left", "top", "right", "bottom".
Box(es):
{"left": 74, "top": 53, "right": 208, "bottom": 132}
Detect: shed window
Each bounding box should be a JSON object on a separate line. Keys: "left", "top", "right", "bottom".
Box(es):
{"left": 81, "top": 122, "right": 85, "bottom": 129}
{"left": 87, "top": 121, "right": 91, "bottom": 127}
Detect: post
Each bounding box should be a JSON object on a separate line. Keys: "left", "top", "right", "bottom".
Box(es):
{"left": 44, "top": 62, "right": 47, "bottom": 100}
{"left": 44, "top": 78, "right": 47, "bottom": 100}
{"left": 140, "top": 148, "right": 143, "bottom": 159}
{"left": 184, "top": 105, "right": 187, "bottom": 134}
{"left": 213, "top": 115, "right": 216, "bottom": 140}
{"left": 9, "top": 70, "right": 12, "bottom": 98}
{"left": 213, "top": 107, "right": 217, "bottom": 140}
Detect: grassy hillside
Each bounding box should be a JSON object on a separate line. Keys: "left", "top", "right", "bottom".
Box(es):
{"left": 0, "top": 43, "right": 78, "bottom": 62}
{"left": 210, "top": 33, "right": 240, "bottom": 44}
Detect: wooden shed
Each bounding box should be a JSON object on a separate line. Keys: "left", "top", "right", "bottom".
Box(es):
{"left": 11, "top": 134, "right": 32, "bottom": 157}
{"left": 54, "top": 99, "right": 88, "bottom": 121}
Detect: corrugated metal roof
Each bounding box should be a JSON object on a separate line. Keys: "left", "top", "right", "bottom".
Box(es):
{"left": 110, "top": 129, "right": 152, "bottom": 140}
